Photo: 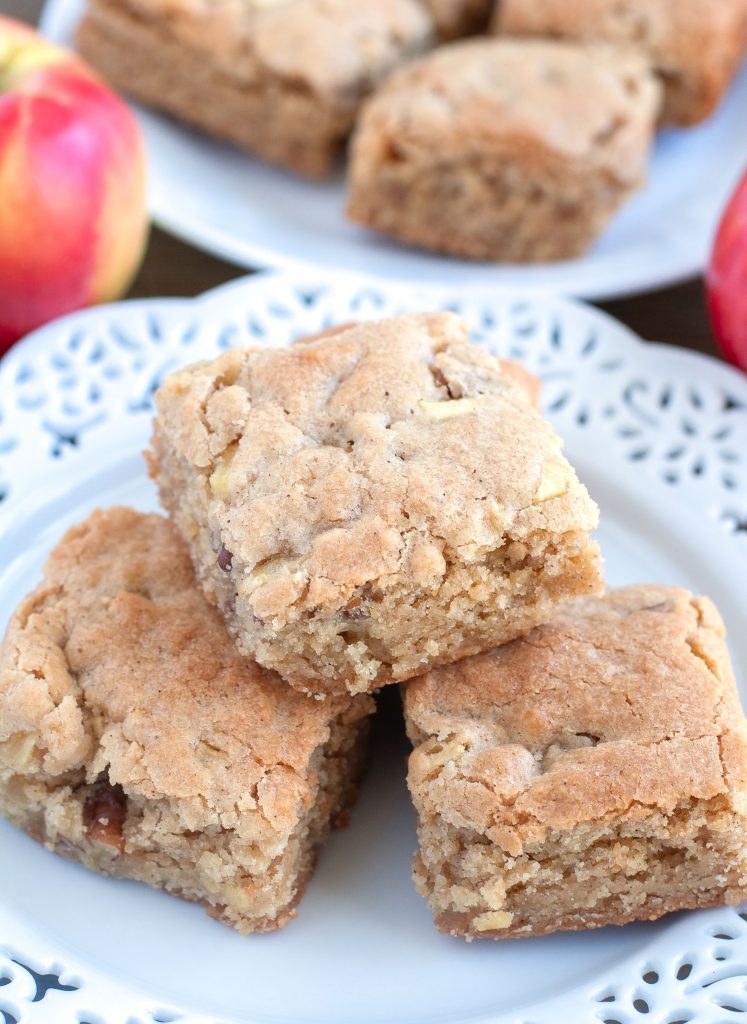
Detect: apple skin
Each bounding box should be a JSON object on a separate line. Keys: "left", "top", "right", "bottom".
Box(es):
{"left": 706, "top": 170, "right": 747, "bottom": 372}
{"left": 0, "top": 16, "right": 148, "bottom": 349}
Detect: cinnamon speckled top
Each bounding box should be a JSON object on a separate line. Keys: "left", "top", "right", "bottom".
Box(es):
{"left": 153, "top": 313, "right": 598, "bottom": 629}
{"left": 0, "top": 508, "right": 371, "bottom": 839}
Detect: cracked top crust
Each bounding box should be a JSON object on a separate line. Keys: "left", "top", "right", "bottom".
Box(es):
{"left": 152, "top": 313, "right": 599, "bottom": 622}
{"left": 406, "top": 585, "right": 747, "bottom": 855}
{"left": 353, "top": 38, "right": 660, "bottom": 180}
{"left": 0, "top": 508, "right": 371, "bottom": 839}
{"left": 111, "top": 0, "right": 434, "bottom": 103}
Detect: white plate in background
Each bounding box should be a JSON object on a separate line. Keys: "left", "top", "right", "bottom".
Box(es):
{"left": 38, "top": 0, "right": 747, "bottom": 299}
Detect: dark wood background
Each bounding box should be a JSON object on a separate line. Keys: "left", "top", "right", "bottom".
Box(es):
{"left": 11, "top": 0, "right": 727, "bottom": 362}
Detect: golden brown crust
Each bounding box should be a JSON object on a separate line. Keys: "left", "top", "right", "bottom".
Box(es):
{"left": 150, "top": 313, "right": 601, "bottom": 695}
{"left": 346, "top": 38, "right": 661, "bottom": 261}
{"left": 405, "top": 585, "right": 747, "bottom": 939}
{"left": 294, "top": 325, "right": 542, "bottom": 404}
{"left": 0, "top": 507, "right": 363, "bottom": 814}
{"left": 493, "top": 0, "right": 747, "bottom": 126}
{"left": 407, "top": 585, "right": 747, "bottom": 842}
{"left": 0, "top": 508, "right": 372, "bottom": 933}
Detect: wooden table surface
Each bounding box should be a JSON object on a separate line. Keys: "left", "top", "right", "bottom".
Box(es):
{"left": 13, "top": 0, "right": 723, "bottom": 363}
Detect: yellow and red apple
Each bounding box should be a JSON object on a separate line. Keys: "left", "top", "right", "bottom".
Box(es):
{"left": 707, "top": 171, "right": 747, "bottom": 372}
{"left": 0, "top": 17, "right": 148, "bottom": 349}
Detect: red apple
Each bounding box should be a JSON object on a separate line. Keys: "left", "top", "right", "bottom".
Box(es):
{"left": 706, "top": 169, "right": 747, "bottom": 371}
{"left": 0, "top": 17, "right": 148, "bottom": 349}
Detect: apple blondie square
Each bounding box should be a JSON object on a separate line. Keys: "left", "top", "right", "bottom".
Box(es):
{"left": 0, "top": 508, "right": 371, "bottom": 934}
{"left": 149, "top": 313, "right": 602, "bottom": 696}
{"left": 347, "top": 38, "right": 661, "bottom": 262}
{"left": 493, "top": 0, "right": 747, "bottom": 126}
{"left": 405, "top": 585, "right": 747, "bottom": 939}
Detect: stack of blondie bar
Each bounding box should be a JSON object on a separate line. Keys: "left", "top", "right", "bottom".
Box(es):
{"left": 2, "top": 313, "right": 746, "bottom": 938}
{"left": 74, "top": 0, "right": 747, "bottom": 261}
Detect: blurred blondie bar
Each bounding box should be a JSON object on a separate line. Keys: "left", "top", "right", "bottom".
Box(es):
{"left": 347, "top": 38, "right": 660, "bottom": 261}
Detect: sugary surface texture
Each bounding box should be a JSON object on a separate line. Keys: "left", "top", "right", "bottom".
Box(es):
{"left": 0, "top": 508, "right": 371, "bottom": 933}
{"left": 493, "top": 0, "right": 747, "bottom": 126}
{"left": 150, "top": 313, "right": 601, "bottom": 695}
{"left": 347, "top": 38, "right": 661, "bottom": 261}
{"left": 406, "top": 585, "right": 747, "bottom": 938}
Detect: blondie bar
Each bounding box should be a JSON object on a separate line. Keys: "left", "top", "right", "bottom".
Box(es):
{"left": 347, "top": 38, "right": 660, "bottom": 262}
{"left": 150, "top": 313, "right": 601, "bottom": 696}
{"left": 493, "top": 0, "right": 747, "bottom": 126}
{"left": 76, "top": 0, "right": 434, "bottom": 177}
{"left": 0, "top": 508, "right": 371, "bottom": 934}
{"left": 405, "top": 585, "right": 747, "bottom": 939}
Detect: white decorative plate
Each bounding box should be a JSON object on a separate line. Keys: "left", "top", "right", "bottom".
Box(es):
{"left": 1, "top": 272, "right": 747, "bottom": 1024}
{"left": 37, "top": 0, "right": 747, "bottom": 300}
